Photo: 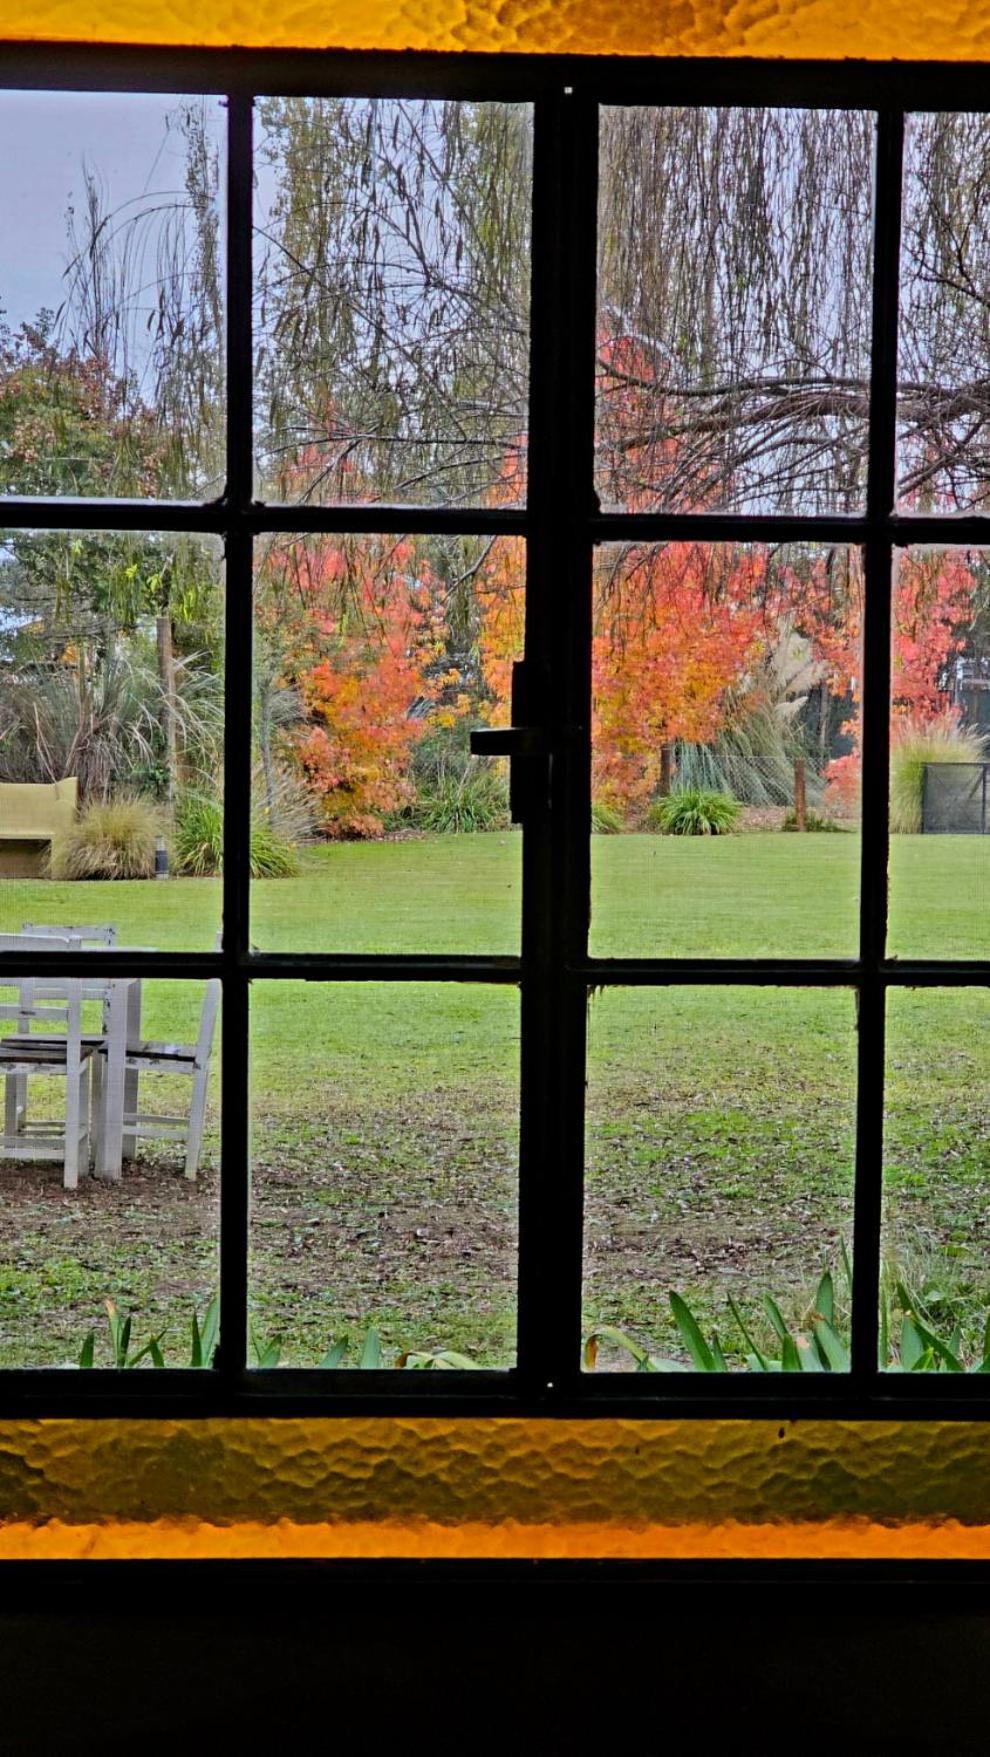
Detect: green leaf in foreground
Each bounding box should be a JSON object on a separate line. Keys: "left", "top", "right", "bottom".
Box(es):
{"left": 669, "top": 1292, "right": 718, "bottom": 1371}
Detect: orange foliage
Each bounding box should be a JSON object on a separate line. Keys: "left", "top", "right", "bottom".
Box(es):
{"left": 258, "top": 533, "right": 444, "bottom": 838}
{"left": 591, "top": 545, "right": 765, "bottom": 813}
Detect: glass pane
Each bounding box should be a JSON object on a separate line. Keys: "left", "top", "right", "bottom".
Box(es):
{"left": 0, "top": 974, "right": 219, "bottom": 1367}
{"left": 899, "top": 115, "right": 990, "bottom": 512}
{"left": 3, "top": 0, "right": 980, "bottom": 62}
{"left": 250, "top": 531, "right": 521, "bottom": 953}
{"left": 254, "top": 98, "right": 532, "bottom": 507}
{"left": 249, "top": 982, "right": 519, "bottom": 1368}
{"left": 888, "top": 547, "right": 990, "bottom": 958}
{"left": 0, "top": 92, "right": 225, "bottom": 499}
{"left": 883, "top": 988, "right": 990, "bottom": 1371}
{"left": 0, "top": 531, "right": 224, "bottom": 952}
{"left": 597, "top": 107, "right": 873, "bottom": 515}
{"left": 589, "top": 542, "right": 862, "bottom": 958}
{"left": 584, "top": 986, "right": 857, "bottom": 1372}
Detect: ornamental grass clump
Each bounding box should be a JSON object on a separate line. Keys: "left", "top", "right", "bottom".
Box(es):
{"left": 172, "top": 785, "right": 301, "bottom": 879}
{"left": 649, "top": 787, "right": 741, "bottom": 836}
{"left": 49, "top": 795, "right": 160, "bottom": 880}
{"left": 396, "top": 755, "right": 510, "bottom": 834}
{"left": 890, "top": 713, "right": 986, "bottom": 833}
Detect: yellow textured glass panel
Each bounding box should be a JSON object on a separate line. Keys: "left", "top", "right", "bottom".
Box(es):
{"left": 3, "top": 0, "right": 990, "bottom": 59}
{"left": 2, "top": 1420, "right": 990, "bottom": 1558}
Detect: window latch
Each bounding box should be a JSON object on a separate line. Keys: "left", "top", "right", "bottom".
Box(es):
{"left": 468, "top": 660, "right": 564, "bottom": 823}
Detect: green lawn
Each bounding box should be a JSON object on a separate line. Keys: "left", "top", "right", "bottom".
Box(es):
{"left": 1, "top": 830, "right": 989, "bottom": 1368}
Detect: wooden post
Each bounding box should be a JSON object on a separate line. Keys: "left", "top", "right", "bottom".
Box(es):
{"left": 794, "top": 757, "right": 807, "bottom": 831}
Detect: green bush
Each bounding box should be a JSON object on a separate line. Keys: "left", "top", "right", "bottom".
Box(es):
{"left": 398, "top": 756, "right": 510, "bottom": 834}
{"left": 249, "top": 820, "right": 300, "bottom": 878}
{"left": 890, "top": 714, "right": 986, "bottom": 834}
{"left": 171, "top": 788, "right": 223, "bottom": 876}
{"left": 648, "top": 788, "right": 741, "bottom": 836}
{"left": 49, "top": 795, "right": 160, "bottom": 880}
{"left": 172, "top": 787, "right": 300, "bottom": 879}
{"left": 591, "top": 800, "right": 624, "bottom": 834}
{"left": 781, "top": 810, "right": 847, "bottom": 833}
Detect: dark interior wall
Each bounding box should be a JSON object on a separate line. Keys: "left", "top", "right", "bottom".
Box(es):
{"left": 2, "top": 1564, "right": 990, "bottom": 1753}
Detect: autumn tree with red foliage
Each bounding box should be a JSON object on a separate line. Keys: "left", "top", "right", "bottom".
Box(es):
{"left": 256, "top": 529, "right": 457, "bottom": 838}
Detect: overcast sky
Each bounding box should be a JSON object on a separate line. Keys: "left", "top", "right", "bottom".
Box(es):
{"left": 0, "top": 90, "right": 225, "bottom": 336}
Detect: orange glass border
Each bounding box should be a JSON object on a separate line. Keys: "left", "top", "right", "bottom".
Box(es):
{"left": 3, "top": 2, "right": 990, "bottom": 61}
{"left": 3, "top": 1418, "right": 990, "bottom": 1558}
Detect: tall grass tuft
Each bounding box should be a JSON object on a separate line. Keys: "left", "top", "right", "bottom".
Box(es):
{"left": 396, "top": 756, "right": 510, "bottom": 834}
{"left": 648, "top": 788, "right": 741, "bottom": 836}
{"left": 49, "top": 796, "right": 160, "bottom": 880}
{"left": 171, "top": 789, "right": 224, "bottom": 876}
{"left": 172, "top": 785, "right": 301, "bottom": 878}
{"left": 890, "top": 713, "right": 986, "bottom": 833}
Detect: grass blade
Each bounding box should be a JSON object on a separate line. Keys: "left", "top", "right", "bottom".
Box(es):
{"left": 812, "top": 1318, "right": 849, "bottom": 1372}
{"left": 358, "top": 1328, "right": 383, "bottom": 1371}
{"left": 763, "top": 1295, "right": 790, "bottom": 1344}
{"left": 780, "top": 1333, "right": 802, "bottom": 1373}
{"left": 727, "top": 1295, "right": 770, "bottom": 1372}
{"left": 669, "top": 1293, "right": 716, "bottom": 1371}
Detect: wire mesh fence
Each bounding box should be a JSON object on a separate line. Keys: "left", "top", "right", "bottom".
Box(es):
{"left": 921, "top": 762, "right": 990, "bottom": 834}
{"left": 671, "top": 744, "right": 829, "bottom": 814}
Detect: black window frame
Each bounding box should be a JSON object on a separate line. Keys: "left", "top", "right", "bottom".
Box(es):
{"left": 1, "top": 45, "right": 988, "bottom": 1422}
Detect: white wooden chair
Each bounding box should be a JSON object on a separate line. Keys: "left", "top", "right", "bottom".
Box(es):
{"left": 8, "top": 924, "right": 115, "bottom": 1143}
{"left": 0, "top": 933, "right": 95, "bottom": 1190}
{"left": 21, "top": 923, "right": 117, "bottom": 947}
{"left": 95, "top": 975, "right": 221, "bottom": 1180}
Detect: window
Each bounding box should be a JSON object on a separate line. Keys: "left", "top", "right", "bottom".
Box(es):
{"left": 2, "top": 50, "right": 989, "bottom": 1422}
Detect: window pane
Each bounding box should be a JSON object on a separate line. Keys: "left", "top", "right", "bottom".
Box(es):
{"left": 596, "top": 107, "right": 873, "bottom": 515}
{"left": 584, "top": 986, "right": 857, "bottom": 1372}
{"left": 254, "top": 98, "right": 532, "bottom": 508}
{"left": 899, "top": 115, "right": 990, "bottom": 512}
{"left": 588, "top": 543, "right": 862, "bottom": 958}
{"left": 250, "top": 531, "right": 521, "bottom": 953}
{"left": 0, "top": 92, "right": 225, "bottom": 500}
{"left": 249, "top": 982, "right": 519, "bottom": 1367}
{"left": 887, "top": 547, "right": 990, "bottom": 958}
{"left": 0, "top": 530, "right": 224, "bottom": 951}
{"left": 883, "top": 988, "right": 990, "bottom": 1371}
{"left": 0, "top": 974, "right": 219, "bottom": 1366}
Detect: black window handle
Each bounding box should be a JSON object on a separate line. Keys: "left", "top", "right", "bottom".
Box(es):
{"left": 468, "top": 726, "right": 553, "bottom": 758}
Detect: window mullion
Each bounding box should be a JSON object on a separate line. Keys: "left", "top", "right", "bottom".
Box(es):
{"left": 851, "top": 108, "right": 905, "bottom": 1381}
{"left": 218, "top": 90, "right": 255, "bottom": 1384}
{"left": 534, "top": 91, "right": 599, "bottom": 1398}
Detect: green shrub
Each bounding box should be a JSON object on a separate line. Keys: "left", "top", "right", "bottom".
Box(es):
{"left": 49, "top": 795, "right": 160, "bottom": 880}
{"left": 591, "top": 800, "right": 624, "bottom": 834}
{"left": 172, "top": 788, "right": 223, "bottom": 876}
{"left": 648, "top": 788, "right": 740, "bottom": 836}
{"left": 172, "top": 787, "right": 300, "bottom": 879}
{"left": 890, "top": 714, "right": 986, "bottom": 834}
{"left": 781, "top": 810, "right": 847, "bottom": 833}
{"left": 249, "top": 820, "right": 300, "bottom": 878}
{"left": 398, "top": 756, "right": 510, "bottom": 834}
